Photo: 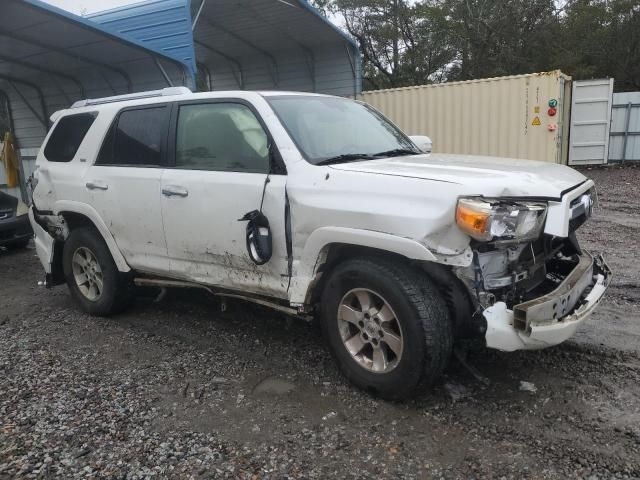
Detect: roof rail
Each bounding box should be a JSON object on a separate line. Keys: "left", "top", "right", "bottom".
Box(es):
{"left": 71, "top": 86, "right": 191, "bottom": 108}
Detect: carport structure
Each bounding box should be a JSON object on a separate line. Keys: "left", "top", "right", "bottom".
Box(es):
{"left": 0, "top": 0, "right": 194, "bottom": 200}
{"left": 1, "top": 0, "right": 361, "bottom": 201}
{"left": 89, "top": 0, "right": 362, "bottom": 98}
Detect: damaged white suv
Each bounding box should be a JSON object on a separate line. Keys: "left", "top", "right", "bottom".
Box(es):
{"left": 30, "top": 88, "right": 611, "bottom": 400}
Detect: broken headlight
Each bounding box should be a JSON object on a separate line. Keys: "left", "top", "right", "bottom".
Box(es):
{"left": 456, "top": 197, "right": 547, "bottom": 243}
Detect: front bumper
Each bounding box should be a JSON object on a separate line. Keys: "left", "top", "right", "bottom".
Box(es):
{"left": 0, "top": 213, "right": 33, "bottom": 246}
{"left": 484, "top": 252, "right": 611, "bottom": 351}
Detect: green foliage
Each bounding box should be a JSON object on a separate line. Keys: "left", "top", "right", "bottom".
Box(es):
{"left": 310, "top": 0, "right": 639, "bottom": 92}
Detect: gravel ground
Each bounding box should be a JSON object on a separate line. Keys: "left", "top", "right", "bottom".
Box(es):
{"left": 1, "top": 165, "right": 639, "bottom": 479}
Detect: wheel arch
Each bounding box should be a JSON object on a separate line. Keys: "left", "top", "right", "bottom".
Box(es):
{"left": 291, "top": 228, "right": 477, "bottom": 338}
{"left": 289, "top": 227, "right": 439, "bottom": 305}
{"left": 55, "top": 201, "right": 130, "bottom": 273}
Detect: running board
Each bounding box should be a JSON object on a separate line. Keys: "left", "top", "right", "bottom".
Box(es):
{"left": 133, "top": 277, "right": 308, "bottom": 319}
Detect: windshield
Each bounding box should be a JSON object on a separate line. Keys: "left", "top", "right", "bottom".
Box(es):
{"left": 267, "top": 96, "right": 419, "bottom": 165}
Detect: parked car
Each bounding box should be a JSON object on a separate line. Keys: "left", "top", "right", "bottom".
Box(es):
{"left": 0, "top": 190, "right": 32, "bottom": 249}
{"left": 29, "top": 88, "right": 611, "bottom": 400}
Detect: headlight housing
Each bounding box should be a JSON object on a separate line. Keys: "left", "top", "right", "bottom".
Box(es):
{"left": 456, "top": 197, "right": 547, "bottom": 243}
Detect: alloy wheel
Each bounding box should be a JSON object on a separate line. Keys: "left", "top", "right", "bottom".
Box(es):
{"left": 337, "top": 288, "right": 404, "bottom": 373}
{"left": 71, "top": 247, "right": 104, "bottom": 301}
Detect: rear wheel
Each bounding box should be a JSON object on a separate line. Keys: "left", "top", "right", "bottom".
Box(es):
{"left": 63, "top": 227, "right": 131, "bottom": 316}
{"left": 320, "top": 257, "right": 453, "bottom": 400}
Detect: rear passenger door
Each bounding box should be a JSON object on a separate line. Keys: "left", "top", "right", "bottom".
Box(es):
{"left": 160, "top": 100, "right": 290, "bottom": 298}
{"left": 86, "top": 105, "right": 171, "bottom": 275}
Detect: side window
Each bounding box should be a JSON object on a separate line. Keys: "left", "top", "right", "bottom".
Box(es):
{"left": 97, "top": 106, "right": 166, "bottom": 166}
{"left": 175, "top": 103, "right": 269, "bottom": 173}
{"left": 44, "top": 112, "right": 97, "bottom": 162}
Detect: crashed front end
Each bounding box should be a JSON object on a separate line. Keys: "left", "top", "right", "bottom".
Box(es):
{"left": 454, "top": 180, "right": 612, "bottom": 352}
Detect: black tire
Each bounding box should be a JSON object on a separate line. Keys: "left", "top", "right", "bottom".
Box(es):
{"left": 63, "top": 227, "right": 131, "bottom": 316}
{"left": 320, "top": 257, "right": 453, "bottom": 400}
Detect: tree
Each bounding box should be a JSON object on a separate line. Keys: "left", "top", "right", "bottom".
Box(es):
{"left": 314, "top": 0, "right": 457, "bottom": 89}
{"left": 557, "top": 0, "right": 640, "bottom": 91}
{"left": 310, "top": 0, "right": 640, "bottom": 92}
{"left": 443, "top": 0, "right": 560, "bottom": 80}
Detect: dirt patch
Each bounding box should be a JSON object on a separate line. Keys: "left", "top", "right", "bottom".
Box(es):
{"left": 0, "top": 165, "right": 639, "bottom": 478}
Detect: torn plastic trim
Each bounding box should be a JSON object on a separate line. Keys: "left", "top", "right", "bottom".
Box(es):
{"left": 513, "top": 251, "right": 595, "bottom": 331}
{"left": 29, "top": 207, "right": 54, "bottom": 275}
{"left": 484, "top": 254, "right": 611, "bottom": 352}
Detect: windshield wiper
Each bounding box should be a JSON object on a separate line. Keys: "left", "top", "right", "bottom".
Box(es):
{"left": 315, "top": 153, "right": 376, "bottom": 166}
{"left": 371, "top": 148, "right": 421, "bottom": 158}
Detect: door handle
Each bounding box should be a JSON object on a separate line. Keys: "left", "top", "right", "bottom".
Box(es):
{"left": 86, "top": 181, "right": 109, "bottom": 191}
{"left": 162, "top": 185, "right": 189, "bottom": 198}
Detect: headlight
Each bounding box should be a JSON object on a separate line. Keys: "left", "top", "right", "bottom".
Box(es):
{"left": 15, "top": 202, "right": 30, "bottom": 217}
{"left": 456, "top": 197, "right": 547, "bottom": 243}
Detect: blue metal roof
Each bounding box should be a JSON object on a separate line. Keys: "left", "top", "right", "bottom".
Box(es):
{"left": 86, "top": 0, "right": 361, "bottom": 96}
{"left": 87, "top": 0, "right": 197, "bottom": 80}
{"left": 0, "top": 0, "right": 194, "bottom": 149}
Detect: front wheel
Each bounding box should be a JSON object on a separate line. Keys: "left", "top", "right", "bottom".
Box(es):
{"left": 320, "top": 257, "right": 452, "bottom": 400}
{"left": 62, "top": 227, "right": 131, "bottom": 316}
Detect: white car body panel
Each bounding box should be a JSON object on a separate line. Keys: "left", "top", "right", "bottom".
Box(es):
{"left": 160, "top": 170, "right": 289, "bottom": 298}
{"left": 29, "top": 208, "right": 54, "bottom": 274}
{"left": 329, "top": 153, "right": 587, "bottom": 199}
{"left": 84, "top": 166, "right": 169, "bottom": 274}
{"left": 288, "top": 226, "right": 440, "bottom": 304}
{"left": 484, "top": 271, "right": 609, "bottom": 351}
{"left": 29, "top": 88, "right": 609, "bottom": 353}
{"left": 49, "top": 200, "right": 131, "bottom": 272}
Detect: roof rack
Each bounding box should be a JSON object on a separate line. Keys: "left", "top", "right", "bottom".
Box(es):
{"left": 71, "top": 86, "right": 191, "bottom": 108}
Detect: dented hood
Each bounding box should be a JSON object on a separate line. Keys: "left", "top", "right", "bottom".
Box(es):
{"left": 329, "top": 153, "right": 587, "bottom": 199}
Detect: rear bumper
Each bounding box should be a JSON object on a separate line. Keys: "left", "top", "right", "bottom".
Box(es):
{"left": 29, "top": 207, "right": 55, "bottom": 275}
{"left": 484, "top": 252, "right": 611, "bottom": 351}
{"left": 0, "top": 213, "right": 33, "bottom": 246}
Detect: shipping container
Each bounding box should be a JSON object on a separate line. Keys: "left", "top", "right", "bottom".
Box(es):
{"left": 609, "top": 91, "right": 640, "bottom": 162}
{"left": 359, "top": 71, "right": 572, "bottom": 164}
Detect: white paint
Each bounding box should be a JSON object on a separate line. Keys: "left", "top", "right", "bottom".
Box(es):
{"left": 30, "top": 88, "right": 608, "bottom": 354}
{"left": 484, "top": 272, "right": 610, "bottom": 352}
{"left": 29, "top": 208, "right": 54, "bottom": 274}
{"left": 160, "top": 171, "right": 290, "bottom": 298}
{"left": 409, "top": 135, "right": 432, "bottom": 154}
{"left": 544, "top": 179, "right": 594, "bottom": 238}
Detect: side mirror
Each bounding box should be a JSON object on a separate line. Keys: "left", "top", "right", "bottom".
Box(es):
{"left": 409, "top": 135, "right": 432, "bottom": 154}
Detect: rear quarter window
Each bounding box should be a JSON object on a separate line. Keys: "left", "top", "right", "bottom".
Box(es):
{"left": 44, "top": 112, "right": 97, "bottom": 162}
{"left": 96, "top": 106, "right": 168, "bottom": 167}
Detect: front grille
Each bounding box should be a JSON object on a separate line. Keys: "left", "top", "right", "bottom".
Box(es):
{"left": 569, "top": 213, "right": 588, "bottom": 233}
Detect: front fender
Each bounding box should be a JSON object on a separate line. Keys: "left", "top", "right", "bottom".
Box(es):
{"left": 288, "top": 226, "right": 438, "bottom": 304}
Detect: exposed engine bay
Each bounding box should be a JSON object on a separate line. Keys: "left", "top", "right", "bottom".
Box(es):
{"left": 456, "top": 232, "right": 599, "bottom": 332}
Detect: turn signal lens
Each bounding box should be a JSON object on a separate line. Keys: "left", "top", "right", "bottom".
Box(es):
{"left": 455, "top": 200, "right": 491, "bottom": 241}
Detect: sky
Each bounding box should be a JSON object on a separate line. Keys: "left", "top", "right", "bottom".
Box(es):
{"left": 42, "top": 0, "right": 139, "bottom": 15}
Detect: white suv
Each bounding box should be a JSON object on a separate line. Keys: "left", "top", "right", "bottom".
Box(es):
{"left": 30, "top": 88, "right": 611, "bottom": 399}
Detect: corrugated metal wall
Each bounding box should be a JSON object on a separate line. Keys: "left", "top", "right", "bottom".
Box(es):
{"left": 202, "top": 47, "right": 359, "bottom": 97}
{"left": 359, "top": 71, "right": 571, "bottom": 164}
{"left": 609, "top": 92, "right": 640, "bottom": 162}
